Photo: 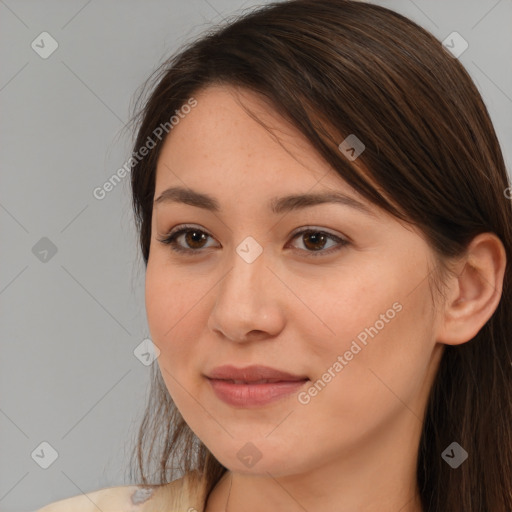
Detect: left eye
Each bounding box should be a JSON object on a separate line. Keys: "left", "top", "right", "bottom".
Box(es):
{"left": 157, "top": 225, "right": 349, "bottom": 257}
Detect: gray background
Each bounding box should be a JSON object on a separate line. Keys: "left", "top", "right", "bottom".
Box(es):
{"left": 1, "top": 0, "right": 510, "bottom": 510}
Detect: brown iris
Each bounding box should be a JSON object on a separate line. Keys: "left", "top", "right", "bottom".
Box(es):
{"left": 301, "top": 231, "right": 328, "bottom": 251}
{"left": 184, "top": 230, "right": 208, "bottom": 249}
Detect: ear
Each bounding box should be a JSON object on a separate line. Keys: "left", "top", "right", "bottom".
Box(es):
{"left": 436, "top": 232, "right": 507, "bottom": 345}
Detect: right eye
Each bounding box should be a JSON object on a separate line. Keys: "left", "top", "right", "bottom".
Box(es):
{"left": 157, "top": 225, "right": 219, "bottom": 255}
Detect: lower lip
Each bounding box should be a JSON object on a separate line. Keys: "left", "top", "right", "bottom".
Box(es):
{"left": 207, "top": 378, "right": 309, "bottom": 407}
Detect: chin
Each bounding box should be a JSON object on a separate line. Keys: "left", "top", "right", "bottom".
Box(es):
{"left": 210, "top": 441, "right": 304, "bottom": 477}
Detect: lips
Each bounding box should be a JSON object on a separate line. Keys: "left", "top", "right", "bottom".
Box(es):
{"left": 226, "top": 379, "right": 286, "bottom": 384}
{"left": 206, "top": 364, "right": 308, "bottom": 383}
{"left": 205, "top": 365, "right": 309, "bottom": 407}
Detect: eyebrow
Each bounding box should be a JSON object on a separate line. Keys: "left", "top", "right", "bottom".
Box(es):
{"left": 153, "top": 186, "right": 376, "bottom": 217}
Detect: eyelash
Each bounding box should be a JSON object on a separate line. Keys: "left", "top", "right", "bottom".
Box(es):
{"left": 156, "top": 224, "right": 349, "bottom": 258}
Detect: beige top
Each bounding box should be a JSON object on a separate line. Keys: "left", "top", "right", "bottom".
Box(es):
{"left": 36, "top": 470, "right": 208, "bottom": 512}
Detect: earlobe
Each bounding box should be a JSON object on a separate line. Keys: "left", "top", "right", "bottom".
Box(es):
{"left": 436, "top": 232, "right": 507, "bottom": 346}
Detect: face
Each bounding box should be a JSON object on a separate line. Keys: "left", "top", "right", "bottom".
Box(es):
{"left": 145, "top": 85, "right": 444, "bottom": 477}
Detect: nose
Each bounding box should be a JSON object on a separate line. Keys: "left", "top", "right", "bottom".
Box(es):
{"left": 207, "top": 244, "right": 285, "bottom": 343}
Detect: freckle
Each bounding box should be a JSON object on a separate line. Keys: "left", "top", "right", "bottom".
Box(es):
{"left": 131, "top": 487, "right": 155, "bottom": 505}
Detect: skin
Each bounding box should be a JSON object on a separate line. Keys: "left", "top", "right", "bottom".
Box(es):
{"left": 145, "top": 85, "right": 506, "bottom": 512}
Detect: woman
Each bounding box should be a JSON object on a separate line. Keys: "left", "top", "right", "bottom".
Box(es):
{"left": 38, "top": 0, "right": 512, "bottom": 510}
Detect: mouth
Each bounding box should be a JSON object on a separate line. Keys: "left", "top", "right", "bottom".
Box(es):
{"left": 205, "top": 365, "right": 309, "bottom": 407}
{"left": 220, "top": 378, "right": 301, "bottom": 384}
{"left": 206, "top": 364, "right": 309, "bottom": 382}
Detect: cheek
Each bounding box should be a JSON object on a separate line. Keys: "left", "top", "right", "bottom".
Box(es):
{"left": 145, "top": 253, "right": 196, "bottom": 337}
{"left": 145, "top": 262, "right": 192, "bottom": 361}
{"left": 145, "top": 272, "right": 200, "bottom": 415}
{"left": 302, "top": 276, "right": 436, "bottom": 434}
{"left": 145, "top": 260, "right": 210, "bottom": 387}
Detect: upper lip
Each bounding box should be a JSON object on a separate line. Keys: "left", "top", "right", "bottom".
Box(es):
{"left": 206, "top": 365, "right": 309, "bottom": 383}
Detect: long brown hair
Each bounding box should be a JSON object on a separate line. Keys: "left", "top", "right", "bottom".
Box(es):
{"left": 126, "top": 1, "right": 512, "bottom": 509}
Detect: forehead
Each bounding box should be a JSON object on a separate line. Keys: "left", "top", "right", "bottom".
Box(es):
{"left": 155, "top": 85, "right": 362, "bottom": 198}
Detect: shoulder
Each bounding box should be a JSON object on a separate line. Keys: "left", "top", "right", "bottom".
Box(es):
{"left": 35, "top": 483, "right": 142, "bottom": 511}
{"left": 36, "top": 471, "right": 208, "bottom": 512}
